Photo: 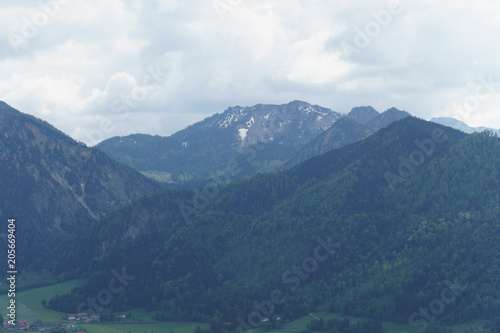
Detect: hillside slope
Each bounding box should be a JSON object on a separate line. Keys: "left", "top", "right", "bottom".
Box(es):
{"left": 0, "top": 101, "right": 160, "bottom": 267}
{"left": 45, "top": 118, "right": 500, "bottom": 330}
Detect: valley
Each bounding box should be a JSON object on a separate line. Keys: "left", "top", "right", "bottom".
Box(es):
{"left": 2, "top": 2, "right": 500, "bottom": 333}
{"left": 0, "top": 280, "right": 488, "bottom": 333}
{"left": 1, "top": 101, "right": 499, "bottom": 333}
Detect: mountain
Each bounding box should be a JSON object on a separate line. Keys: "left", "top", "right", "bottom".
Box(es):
{"left": 364, "top": 107, "right": 411, "bottom": 130}
{"left": 0, "top": 101, "right": 160, "bottom": 268}
{"left": 431, "top": 116, "right": 500, "bottom": 135}
{"left": 346, "top": 106, "right": 379, "bottom": 125}
{"left": 43, "top": 117, "right": 500, "bottom": 330}
{"left": 345, "top": 106, "right": 410, "bottom": 130}
{"left": 96, "top": 101, "right": 342, "bottom": 184}
{"left": 290, "top": 117, "right": 374, "bottom": 165}
{"left": 97, "top": 103, "right": 412, "bottom": 185}
{"left": 289, "top": 107, "right": 409, "bottom": 166}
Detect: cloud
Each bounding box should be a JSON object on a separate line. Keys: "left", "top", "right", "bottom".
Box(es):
{"left": 0, "top": 0, "right": 500, "bottom": 144}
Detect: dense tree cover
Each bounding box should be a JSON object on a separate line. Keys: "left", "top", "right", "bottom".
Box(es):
{"left": 306, "top": 317, "right": 383, "bottom": 333}
{"left": 42, "top": 118, "right": 500, "bottom": 332}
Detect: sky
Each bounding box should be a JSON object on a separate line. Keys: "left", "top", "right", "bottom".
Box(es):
{"left": 1, "top": 0, "right": 500, "bottom": 145}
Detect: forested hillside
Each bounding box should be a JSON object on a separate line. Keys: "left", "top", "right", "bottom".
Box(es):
{"left": 0, "top": 101, "right": 160, "bottom": 271}
{"left": 42, "top": 117, "right": 500, "bottom": 331}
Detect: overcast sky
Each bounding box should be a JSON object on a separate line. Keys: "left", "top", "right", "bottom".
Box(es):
{"left": 1, "top": 0, "right": 500, "bottom": 145}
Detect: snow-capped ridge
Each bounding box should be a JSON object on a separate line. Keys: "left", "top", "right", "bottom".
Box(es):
{"left": 214, "top": 101, "right": 342, "bottom": 147}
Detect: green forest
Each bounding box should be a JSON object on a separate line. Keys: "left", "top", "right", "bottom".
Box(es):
{"left": 31, "top": 118, "right": 500, "bottom": 332}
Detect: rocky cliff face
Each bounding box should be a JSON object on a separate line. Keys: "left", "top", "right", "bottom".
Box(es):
{"left": 209, "top": 100, "right": 342, "bottom": 147}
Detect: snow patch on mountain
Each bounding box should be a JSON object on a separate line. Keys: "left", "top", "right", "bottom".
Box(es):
{"left": 238, "top": 128, "right": 248, "bottom": 141}
{"left": 246, "top": 117, "right": 255, "bottom": 128}
{"left": 219, "top": 107, "right": 246, "bottom": 128}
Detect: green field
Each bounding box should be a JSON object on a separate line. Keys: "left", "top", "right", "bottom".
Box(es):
{"left": 281, "top": 312, "right": 485, "bottom": 333}
{"left": 77, "top": 322, "right": 210, "bottom": 333}
{"left": 125, "top": 308, "right": 156, "bottom": 322}
{"left": 0, "top": 282, "right": 480, "bottom": 333}
{"left": 0, "top": 280, "right": 210, "bottom": 333}
{"left": 0, "top": 279, "right": 85, "bottom": 322}
{"left": 282, "top": 312, "right": 419, "bottom": 333}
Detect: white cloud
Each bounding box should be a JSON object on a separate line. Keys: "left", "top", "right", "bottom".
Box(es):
{"left": 0, "top": 0, "right": 500, "bottom": 145}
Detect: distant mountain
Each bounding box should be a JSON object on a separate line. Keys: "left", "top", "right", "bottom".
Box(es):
{"left": 346, "top": 106, "right": 410, "bottom": 130}
{"left": 45, "top": 117, "right": 500, "bottom": 330}
{"left": 0, "top": 101, "right": 160, "bottom": 266}
{"left": 290, "top": 117, "right": 374, "bottom": 165}
{"left": 97, "top": 103, "right": 414, "bottom": 185}
{"left": 431, "top": 116, "right": 500, "bottom": 135}
{"left": 364, "top": 107, "right": 411, "bottom": 130}
{"left": 346, "top": 106, "right": 379, "bottom": 125}
{"left": 288, "top": 107, "right": 409, "bottom": 166}
{"left": 96, "top": 101, "right": 342, "bottom": 184}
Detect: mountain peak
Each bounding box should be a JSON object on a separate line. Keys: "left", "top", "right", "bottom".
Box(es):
{"left": 212, "top": 101, "right": 341, "bottom": 146}
{"left": 98, "top": 101, "right": 344, "bottom": 183}
{"left": 288, "top": 99, "right": 310, "bottom": 106}
{"left": 346, "top": 106, "right": 379, "bottom": 125}
{"left": 364, "top": 107, "right": 410, "bottom": 130}
{"left": 384, "top": 107, "right": 407, "bottom": 114}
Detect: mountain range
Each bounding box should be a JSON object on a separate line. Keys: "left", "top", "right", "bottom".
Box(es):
{"left": 96, "top": 101, "right": 410, "bottom": 185}
{"left": 1, "top": 99, "right": 499, "bottom": 332}
{"left": 41, "top": 116, "right": 500, "bottom": 331}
